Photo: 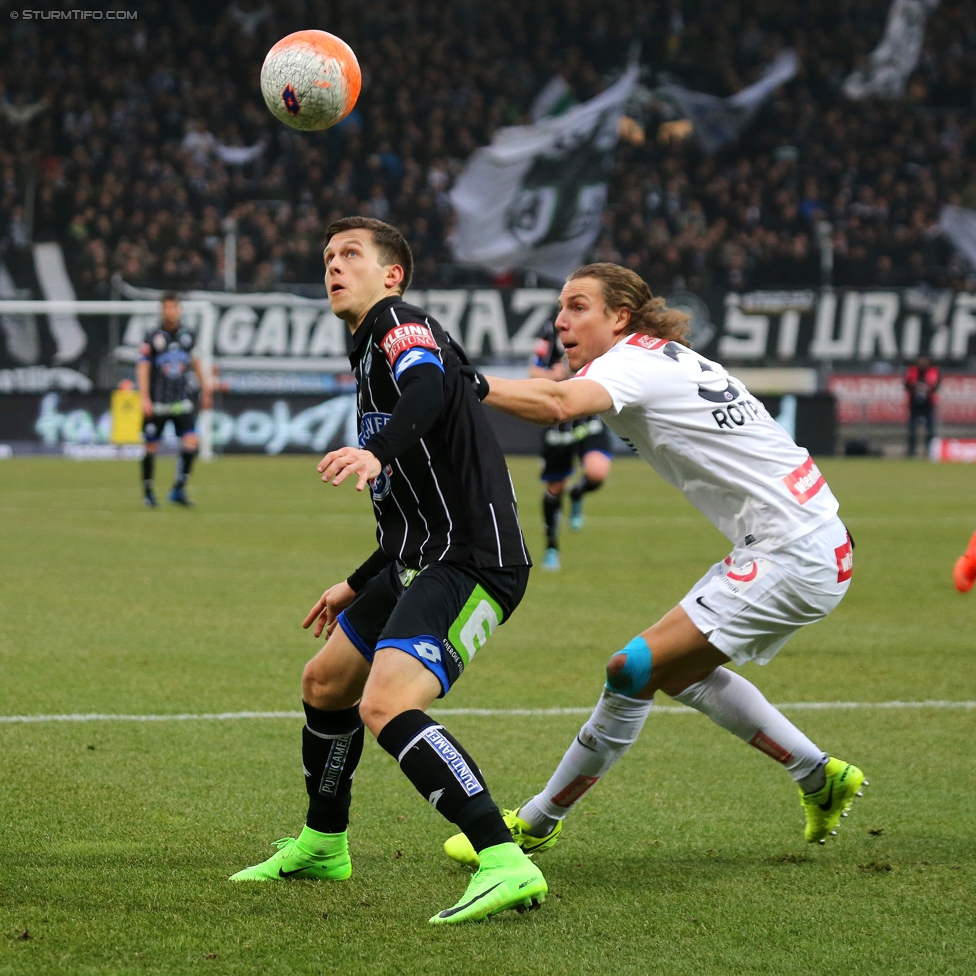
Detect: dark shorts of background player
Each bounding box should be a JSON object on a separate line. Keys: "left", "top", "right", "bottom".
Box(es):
{"left": 540, "top": 416, "right": 613, "bottom": 482}
{"left": 336, "top": 561, "right": 529, "bottom": 697}
{"left": 143, "top": 411, "right": 197, "bottom": 443}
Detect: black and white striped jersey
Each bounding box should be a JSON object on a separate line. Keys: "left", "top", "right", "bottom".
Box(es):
{"left": 351, "top": 295, "right": 531, "bottom": 572}
{"left": 139, "top": 325, "right": 196, "bottom": 405}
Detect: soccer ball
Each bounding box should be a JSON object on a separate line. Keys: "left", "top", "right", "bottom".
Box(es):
{"left": 260, "top": 30, "right": 362, "bottom": 131}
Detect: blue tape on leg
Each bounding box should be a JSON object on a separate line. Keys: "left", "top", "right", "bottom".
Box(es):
{"left": 605, "top": 635, "right": 652, "bottom": 698}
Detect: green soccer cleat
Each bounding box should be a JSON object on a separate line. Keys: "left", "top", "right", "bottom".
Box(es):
{"left": 799, "top": 758, "right": 867, "bottom": 845}
{"left": 569, "top": 497, "right": 584, "bottom": 530}
{"left": 429, "top": 843, "right": 547, "bottom": 925}
{"left": 229, "top": 831, "right": 352, "bottom": 881}
{"left": 443, "top": 808, "right": 562, "bottom": 869}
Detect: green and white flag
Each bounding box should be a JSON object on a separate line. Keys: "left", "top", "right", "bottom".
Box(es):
{"left": 449, "top": 66, "right": 638, "bottom": 280}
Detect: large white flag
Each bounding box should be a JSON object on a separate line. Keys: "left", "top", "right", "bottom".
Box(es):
{"left": 842, "top": 0, "right": 939, "bottom": 100}
{"left": 449, "top": 66, "right": 638, "bottom": 280}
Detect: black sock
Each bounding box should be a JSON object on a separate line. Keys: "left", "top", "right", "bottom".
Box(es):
{"left": 543, "top": 490, "right": 562, "bottom": 549}
{"left": 175, "top": 450, "right": 196, "bottom": 488}
{"left": 376, "top": 709, "right": 514, "bottom": 852}
{"left": 570, "top": 476, "right": 603, "bottom": 502}
{"left": 141, "top": 452, "right": 155, "bottom": 489}
{"left": 302, "top": 701, "right": 365, "bottom": 834}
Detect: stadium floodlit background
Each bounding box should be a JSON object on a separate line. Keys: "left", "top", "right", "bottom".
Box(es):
{"left": 1, "top": 2, "right": 974, "bottom": 975}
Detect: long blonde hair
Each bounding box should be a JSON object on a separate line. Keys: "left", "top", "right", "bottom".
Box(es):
{"left": 568, "top": 263, "right": 690, "bottom": 346}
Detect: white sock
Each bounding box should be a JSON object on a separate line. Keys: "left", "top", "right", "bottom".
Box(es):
{"left": 519, "top": 690, "right": 653, "bottom": 834}
{"left": 673, "top": 668, "right": 826, "bottom": 785}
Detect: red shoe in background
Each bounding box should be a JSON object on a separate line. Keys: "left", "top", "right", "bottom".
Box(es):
{"left": 953, "top": 531, "right": 976, "bottom": 593}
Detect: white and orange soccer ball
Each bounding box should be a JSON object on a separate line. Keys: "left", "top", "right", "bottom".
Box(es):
{"left": 260, "top": 30, "right": 361, "bottom": 131}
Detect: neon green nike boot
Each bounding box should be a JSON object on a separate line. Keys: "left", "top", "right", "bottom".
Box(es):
{"left": 229, "top": 827, "right": 352, "bottom": 881}
{"left": 443, "top": 808, "right": 562, "bottom": 868}
{"left": 799, "top": 758, "right": 867, "bottom": 844}
{"left": 429, "top": 843, "right": 547, "bottom": 925}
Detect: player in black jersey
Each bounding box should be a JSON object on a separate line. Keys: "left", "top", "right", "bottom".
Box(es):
{"left": 232, "top": 217, "right": 547, "bottom": 924}
{"left": 531, "top": 318, "right": 613, "bottom": 570}
{"left": 136, "top": 291, "right": 212, "bottom": 507}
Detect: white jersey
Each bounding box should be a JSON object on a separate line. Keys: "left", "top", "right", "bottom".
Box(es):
{"left": 574, "top": 333, "right": 839, "bottom": 552}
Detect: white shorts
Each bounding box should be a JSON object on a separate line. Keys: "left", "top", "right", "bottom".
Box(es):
{"left": 680, "top": 516, "right": 853, "bottom": 666}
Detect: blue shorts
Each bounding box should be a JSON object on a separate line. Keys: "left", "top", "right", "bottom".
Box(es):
{"left": 337, "top": 561, "right": 527, "bottom": 697}
{"left": 541, "top": 415, "right": 612, "bottom": 482}
{"left": 143, "top": 411, "right": 196, "bottom": 443}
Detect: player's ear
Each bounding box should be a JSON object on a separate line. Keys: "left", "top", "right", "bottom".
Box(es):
{"left": 386, "top": 263, "right": 405, "bottom": 292}
{"left": 613, "top": 305, "right": 632, "bottom": 334}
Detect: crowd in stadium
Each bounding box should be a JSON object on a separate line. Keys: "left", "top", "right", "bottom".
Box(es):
{"left": 1, "top": 0, "right": 975, "bottom": 296}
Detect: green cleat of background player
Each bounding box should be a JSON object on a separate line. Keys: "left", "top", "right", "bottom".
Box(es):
{"left": 429, "top": 843, "right": 547, "bottom": 925}
{"left": 799, "top": 758, "right": 866, "bottom": 844}
{"left": 444, "top": 808, "right": 562, "bottom": 869}
{"left": 229, "top": 827, "right": 352, "bottom": 881}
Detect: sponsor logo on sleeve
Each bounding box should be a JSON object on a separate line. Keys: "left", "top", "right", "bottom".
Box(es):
{"left": 393, "top": 346, "right": 442, "bottom": 380}
{"left": 783, "top": 455, "right": 826, "bottom": 504}
{"left": 625, "top": 334, "right": 668, "bottom": 351}
{"left": 380, "top": 323, "right": 438, "bottom": 365}
{"left": 835, "top": 537, "right": 854, "bottom": 582}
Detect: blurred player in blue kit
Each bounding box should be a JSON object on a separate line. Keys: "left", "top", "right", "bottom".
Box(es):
{"left": 530, "top": 318, "right": 613, "bottom": 570}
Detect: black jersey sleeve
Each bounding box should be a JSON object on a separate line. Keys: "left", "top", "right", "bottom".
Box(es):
{"left": 347, "top": 547, "right": 394, "bottom": 592}
{"left": 138, "top": 330, "right": 156, "bottom": 363}
{"left": 530, "top": 319, "right": 563, "bottom": 370}
{"left": 362, "top": 362, "right": 444, "bottom": 466}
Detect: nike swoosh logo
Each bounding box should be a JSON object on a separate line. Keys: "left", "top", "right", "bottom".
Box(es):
{"left": 435, "top": 882, "right": 503, "bottom": 918}
{"left": 818, "top": 782, "right": 834, "bottom": 812}
{"left": 279, "top": 867, "right": 311, "bottom": 878}
{"left": 695, "top": 596, "right": 713, "bottom": 612}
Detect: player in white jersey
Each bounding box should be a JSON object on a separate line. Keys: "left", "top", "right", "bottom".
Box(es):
{"left": 445, "top": 263, "right": 866, "bottom": 866}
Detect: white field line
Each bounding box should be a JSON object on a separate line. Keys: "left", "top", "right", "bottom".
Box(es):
{"left": 0, "top": 701, "right": 974, "bottom": 724}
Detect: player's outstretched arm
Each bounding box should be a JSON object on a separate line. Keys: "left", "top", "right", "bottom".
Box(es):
{"left": 318, "top": 362, "right": 445, "bottom": 491}
{"left": 484, "top": 375, "right": 613, "bottom": 426}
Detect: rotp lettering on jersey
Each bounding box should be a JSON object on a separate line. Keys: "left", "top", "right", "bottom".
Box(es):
{"left": 605, "top": 635, "right": 652, "bottom": 698}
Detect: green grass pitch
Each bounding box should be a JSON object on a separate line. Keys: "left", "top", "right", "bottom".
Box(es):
{"left": 1, "top": 454, "right": 974, "bottom": 975}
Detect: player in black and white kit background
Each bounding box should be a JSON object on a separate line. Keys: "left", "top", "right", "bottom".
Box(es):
{"left": 531, "top": 318, "right": 613, "bottom": 570}
{"left": 136, "top": 291, "right": 212, "bottom": 507}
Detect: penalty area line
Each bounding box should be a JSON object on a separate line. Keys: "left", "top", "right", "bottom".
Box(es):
{"left": 0, "top": 701, "right": 974, "bottom": 724}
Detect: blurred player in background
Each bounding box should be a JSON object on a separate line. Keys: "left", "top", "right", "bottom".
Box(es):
{"left": 904, "top": 356, "right": 940, "bottom": 458}
{"left": 531, "top": 319, "right": 613, "bottom": 570}
{"left": 231, "top": 218, "right": 546, "bottom": 925}
{"left": 137, "top": 291, "right": 212, "bottom": 507}
{"left": 446, "top": 263, "right": 866, "bottom": 867}
{"left": 953, "top": 530, "right": 976, "bottom": 593}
